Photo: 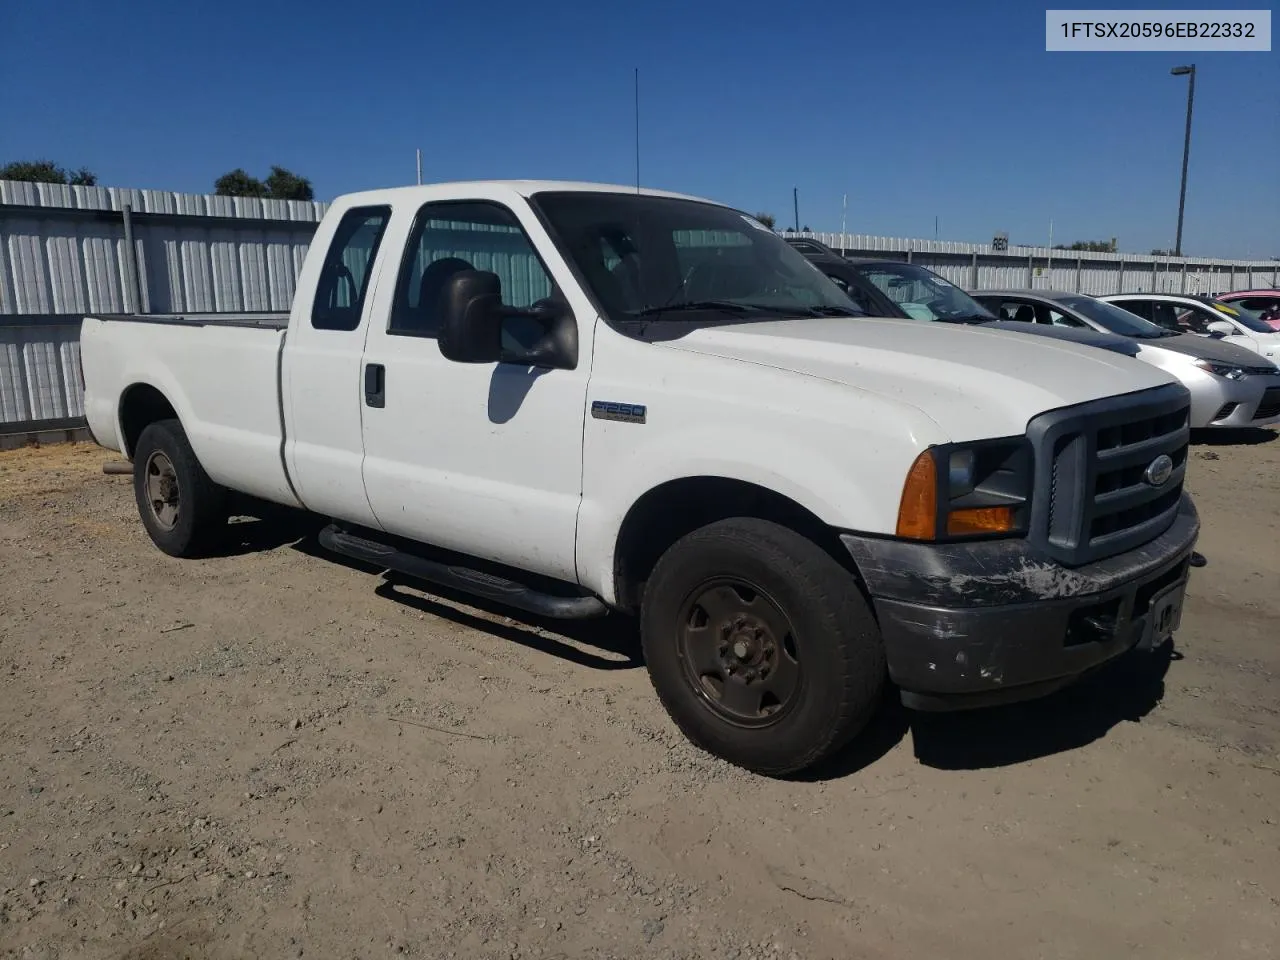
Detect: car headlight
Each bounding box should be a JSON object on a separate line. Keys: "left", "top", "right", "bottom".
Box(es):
{"left": 1194, "top": 358, "right": 1247, "bottom": 380}
{"left": 896, "top": 439, "right": 1033, "bottom": 540}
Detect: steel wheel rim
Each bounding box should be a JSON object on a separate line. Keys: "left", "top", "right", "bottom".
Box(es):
{"left": 144, "top": 451, "right": 180, "bottom": 531}
{"left": 676, "top": 577, "right": 802, "bottom": 728}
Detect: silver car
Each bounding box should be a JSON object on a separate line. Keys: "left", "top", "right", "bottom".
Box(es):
{"left": 970, "top": 289, "right": 1280, "bottom": 429}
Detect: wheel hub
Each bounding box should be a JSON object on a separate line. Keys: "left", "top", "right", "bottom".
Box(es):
{"left": 677, "top": 579, "right": 801, "bottom": 727}
{"left": 717, "top": 616, "right": 776, "bottom": 680}
{"left": 144, "top": 451, "right": 181, "bottom": 531}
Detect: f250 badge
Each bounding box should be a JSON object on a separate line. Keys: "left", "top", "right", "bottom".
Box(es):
{"left": 591, "top": 400, "right": 646, "bottom": 424}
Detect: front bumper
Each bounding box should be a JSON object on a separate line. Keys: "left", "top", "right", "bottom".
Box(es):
{"left": 841, "top": 494, "right": 1200, "bottom": 711}
{"left": 1193, "top": 373, "right": 1280, "bottom": 428}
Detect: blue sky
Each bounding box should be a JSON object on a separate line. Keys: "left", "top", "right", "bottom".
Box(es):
{"left": 2, "top": 0, "right": 1276, "bottom": 258}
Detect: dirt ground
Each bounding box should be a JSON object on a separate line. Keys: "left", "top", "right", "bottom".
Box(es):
{"left": 1, "top": 432, "right": 1278, "bottom": 960}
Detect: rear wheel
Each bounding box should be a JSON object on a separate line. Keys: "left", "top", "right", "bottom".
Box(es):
{"left": 132, "top": 419, "right": 227, "bottom": 557}
{"left": 640, "top": 518, "right": 886, "bottom": 776}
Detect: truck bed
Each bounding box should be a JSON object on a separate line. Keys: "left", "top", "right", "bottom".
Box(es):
{"left": 80, "top": 313, "right": 299, "bottom": 508}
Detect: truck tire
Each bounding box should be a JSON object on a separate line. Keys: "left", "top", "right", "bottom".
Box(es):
{"left": 641, "top": 517, "right": 885, "bottom": 776}
{"left": 132, "top": 419, "right": 227, "bottom": 558}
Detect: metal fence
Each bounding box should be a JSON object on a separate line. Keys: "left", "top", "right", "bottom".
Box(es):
{"left": 3, "top": 178, "right": 1278, "bottom": 438}
{"left": 1, "top": 180, "right": 324, "bottom": 437}
{"left": 790, "top": 231, "right": 1280, "bottom": 296}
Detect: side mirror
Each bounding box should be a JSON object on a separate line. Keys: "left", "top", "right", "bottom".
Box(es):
{"left": 436, "top": 269, "right": 579, "bottom": 370}
{"left": 438, "top": 270, "right": 504, "bottom": 363}
{"left": 1206, "top": 320, "right": 1235, "bottom": 337}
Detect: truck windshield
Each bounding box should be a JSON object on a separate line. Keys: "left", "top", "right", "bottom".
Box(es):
{"left": 1055, "top": 295, "right": 1173, "bottom": 338}
{"left": 848, "top": 262, "right": 995, "bottom": 323}
{"left": 530, "top": 192, "right": 863, "bottom": 326}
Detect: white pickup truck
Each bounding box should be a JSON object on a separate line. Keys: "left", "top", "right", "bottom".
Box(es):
{"left": 81, "top": 180, "right": 1201, "bottom": 775}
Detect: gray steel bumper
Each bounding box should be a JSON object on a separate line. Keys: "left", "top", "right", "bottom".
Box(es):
{"left": 841, "top": 494, "right": 1200, "bottom": 710}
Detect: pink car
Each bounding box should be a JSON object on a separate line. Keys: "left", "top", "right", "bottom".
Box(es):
{"left": 1218, "top": 290, "right": 1280, "bottom": 330}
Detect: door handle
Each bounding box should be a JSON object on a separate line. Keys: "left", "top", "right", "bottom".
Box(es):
{"left": 364, "top": 363, "right": 385, "bottom": 408}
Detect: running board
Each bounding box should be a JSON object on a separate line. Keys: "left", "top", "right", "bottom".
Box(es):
{"left": 318, "top": 524, "right": 609, "bottom": 620}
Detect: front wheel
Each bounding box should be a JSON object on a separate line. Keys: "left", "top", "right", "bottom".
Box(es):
{"left": 641, "top": 518, "right": 886, "bottom": 776}
{"left": 132, "top": 419, "right": 227, "bottom": 558}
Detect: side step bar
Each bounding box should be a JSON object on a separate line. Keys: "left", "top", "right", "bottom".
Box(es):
{"left": 318, "top": 524, "right": 609, "bottom": 620}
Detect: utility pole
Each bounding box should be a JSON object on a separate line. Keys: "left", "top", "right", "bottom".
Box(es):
{"left": 634, "top": 68, "right": 640, "bottom": 192}
{"left": 1046, "top": 218, "right": 1053, "bottom": 283}
{"left": 415, "top": 149, "right": 422, "bottom": 186}
{"left": 793, "top": 187, "right": 799, "bottom": 233}
{"left": 1171, "top": 64, "right": 1196, "bottom": 256}
{"left": 841, "top": 193, "right": 847, "bottom": 253}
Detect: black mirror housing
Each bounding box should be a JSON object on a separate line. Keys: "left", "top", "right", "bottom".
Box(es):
{"left": 437, "top": 269, "right": 579, "bottom": 370}
{"left": 438, "top": 270, "right": 504, "bottom": 363}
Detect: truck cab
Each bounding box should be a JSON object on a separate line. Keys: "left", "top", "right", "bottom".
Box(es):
{"left": 81, "top": 181, "right": 1200, "bottom": 776}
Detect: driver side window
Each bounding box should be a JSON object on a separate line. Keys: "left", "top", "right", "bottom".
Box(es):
{"left": 390, "top": 201, "right": 554, "bottom": 340}
{"left": 824, "top": 272, "right": 876, "bottom": 314}
{"left": 1047, "top": 308, "right": 1085, "bottom": 328}
{"left": 1175, "top": 306, "right": 1215, "bottom": 334}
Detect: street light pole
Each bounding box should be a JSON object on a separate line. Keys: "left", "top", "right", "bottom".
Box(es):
{"left": 1171, "top": 64, "right": 1196, "bottom": 256}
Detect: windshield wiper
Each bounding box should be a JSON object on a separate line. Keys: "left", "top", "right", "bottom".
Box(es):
{"left": 801, "top": 304, "right": 863, "bottom": 317}
{"left": 631, "top": 299, "right": 756, "bottom": 318}
{"left": 937, "top": 314, "right": 993, "bottom": 325}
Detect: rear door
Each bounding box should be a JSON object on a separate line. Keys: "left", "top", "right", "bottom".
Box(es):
{"left": 357, "top": 196, "right": 592, "bottom": 582}
{"left": 282, "top": 205, "right": 392, "bottom": 527}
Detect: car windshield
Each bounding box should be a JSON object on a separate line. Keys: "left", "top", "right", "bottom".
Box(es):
{"left": 1055, "top": 295, "right": 1172, "bottom": 338}
{"left": 1202, "top": 299, "right": 1275, "bottom": 334}
{"left": 529, "top": 192, "right": 863, "bottom": 327}
{"left": 850, "top": 262, "right": 995, "bottom": 323}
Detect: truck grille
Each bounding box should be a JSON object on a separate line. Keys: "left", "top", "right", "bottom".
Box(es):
{"left": 1253, "top": 386, "right": 1280, "bottom": 421}
{"left": 1028, "top": 385, "right": 1190, "bottom": 567}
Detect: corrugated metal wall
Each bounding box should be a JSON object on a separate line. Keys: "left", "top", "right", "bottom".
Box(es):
{"left": 1, "top": 179, "right": 324, "bottom": 433}
{"left": 0, "top": 321, "right": 82, "bottom": 427}
{"left": 4, "top": 178, "right": 1279, "bottom": 435}
{"left": 803, "top": 231, "right": 1280, "bottom": 294}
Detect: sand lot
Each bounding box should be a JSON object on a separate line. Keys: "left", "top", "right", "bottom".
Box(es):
{"left": 1, "top": 435, "right": 1278, "bottom": 960}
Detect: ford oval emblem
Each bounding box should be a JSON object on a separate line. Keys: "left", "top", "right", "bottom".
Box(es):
{"left": 1144, "top": 453, "right": 1174, "bottom": 487}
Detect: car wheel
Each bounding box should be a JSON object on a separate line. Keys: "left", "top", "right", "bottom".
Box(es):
{"left": 641, "top": 517, "right": 886, "bottom": 776}
{"left": 132, "top": 419, "right": 227, "bottom": 558}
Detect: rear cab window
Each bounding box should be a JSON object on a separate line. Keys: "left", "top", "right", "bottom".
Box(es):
{"left": 312, "top": 206, "right": 392, "bottom": 331}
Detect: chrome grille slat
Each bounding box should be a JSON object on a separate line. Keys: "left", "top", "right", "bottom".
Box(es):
{"left": 1088, "top": 496, "right": 1183, "bottom": 550}
{"left": 1094, "top": 426, "right": 1191, "bottom": 465}
{"left": 1093, "top": 461, "right": 1188, "bottom": 514}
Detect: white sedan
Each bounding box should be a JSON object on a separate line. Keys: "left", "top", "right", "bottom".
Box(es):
{"left": 1102, "top": 293, "right": 1280, "bottom": 362}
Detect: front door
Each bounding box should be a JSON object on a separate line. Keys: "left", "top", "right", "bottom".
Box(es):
{"left": 358, "top": 197, "right": 591, "bottom": 583}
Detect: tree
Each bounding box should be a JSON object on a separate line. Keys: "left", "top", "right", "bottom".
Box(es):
{"left": 754, "top": 212, "right": 777, "bottom": 229}
{"left": 215, "top": 166, "right": 314, "bottom": 201}
{"left": 1053, "top": 239, "right": 1118, "bottom": 253}
{"left": 264, "top": 166, "right": 314, "bottom": 201}
{"left": 1, "top": 159, "right": 97, "bottom": 186}
{"left": 214, "top": 168, "right": 267, "bottom": 198}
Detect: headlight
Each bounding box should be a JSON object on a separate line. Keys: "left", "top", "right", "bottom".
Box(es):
{"left": 1194, "top": 358, "right": 1247, "bottom": 380}
{"left": 896, "top": 439, "right": 1033, "bottom": 541}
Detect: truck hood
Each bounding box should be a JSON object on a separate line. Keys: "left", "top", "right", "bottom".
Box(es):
{"left": 1142, "top": 332, "right": 1275, "bottom": 365}
{"left": 658, "top": 316, "right": 1178, "bottom": 441}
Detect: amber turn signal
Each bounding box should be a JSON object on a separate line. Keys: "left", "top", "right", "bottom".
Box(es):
{"left": 946, "top": 505, "right": 1017, "bottom": 535}
{"left": 895, "top": 450, "right": 938, "bottom": 540}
